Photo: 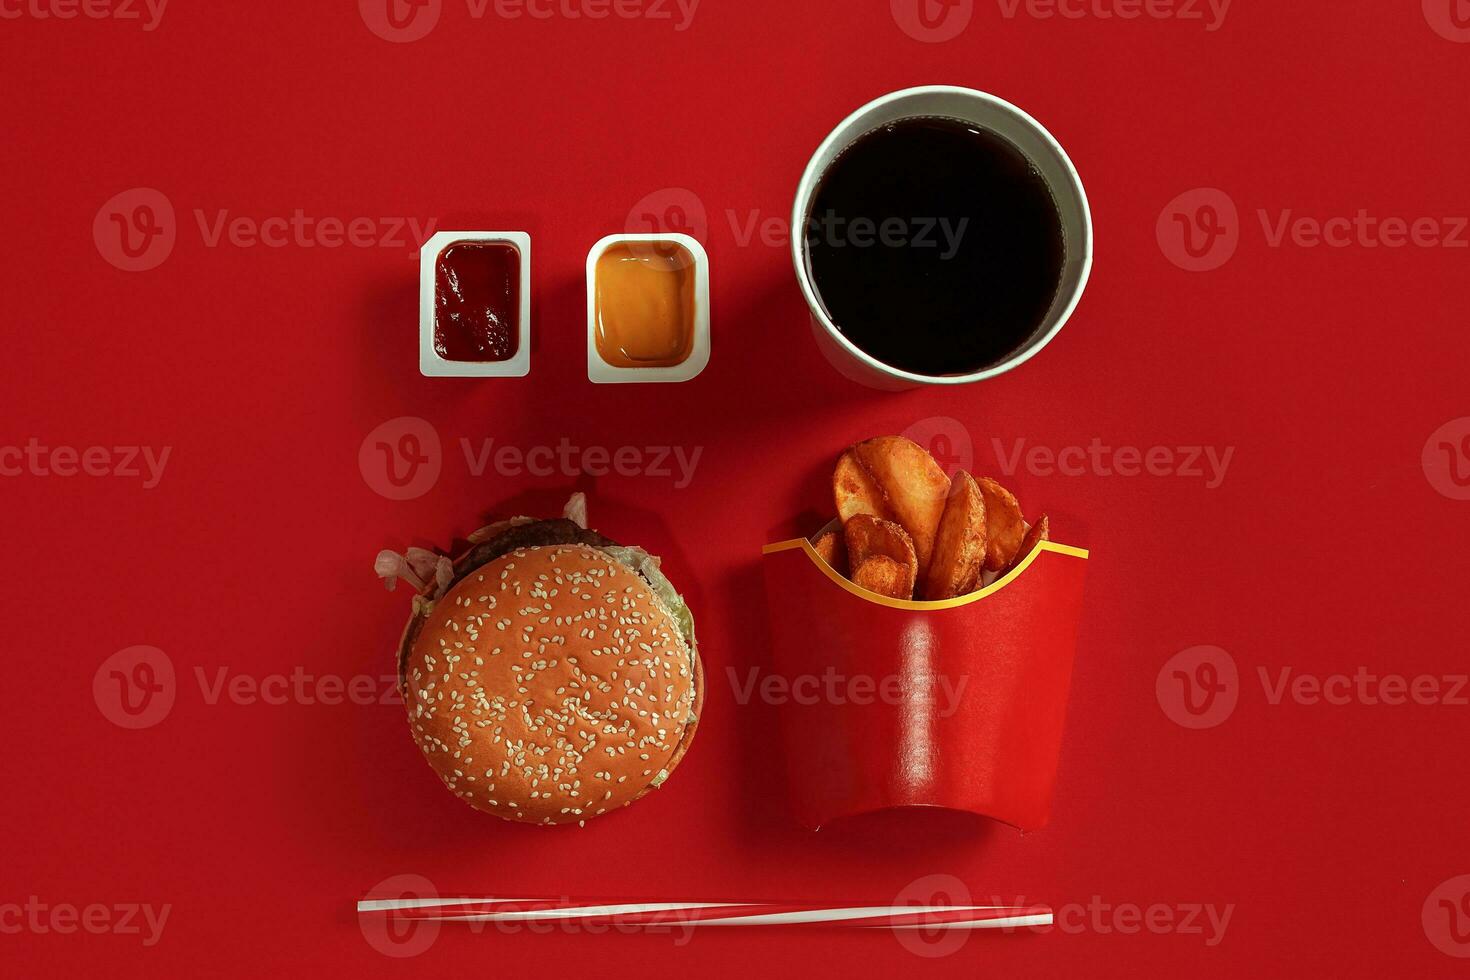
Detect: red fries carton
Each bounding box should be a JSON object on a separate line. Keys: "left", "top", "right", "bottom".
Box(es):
{"left": 761, "top": 531, "right": 1089, "bottom": 832}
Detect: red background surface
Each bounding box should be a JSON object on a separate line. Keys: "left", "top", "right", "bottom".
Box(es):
{"left": 3, "top": 1, "right": 1469, "bottom": 975}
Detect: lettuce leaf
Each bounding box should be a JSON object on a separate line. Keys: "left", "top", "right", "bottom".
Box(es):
{"left": 600, "top": 546, "right": 698, "bottom": 655}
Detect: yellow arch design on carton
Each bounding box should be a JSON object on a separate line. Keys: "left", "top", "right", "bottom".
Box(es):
{"left": 761, "top": 536, "right": 1090, "bottom": 611}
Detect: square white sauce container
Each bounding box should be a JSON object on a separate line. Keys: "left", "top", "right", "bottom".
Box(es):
{"left": 420, "top": 230, "right": 532, "bottom": 378}
{"left": 586, "top": 233, "right": 710, "bottom": 384}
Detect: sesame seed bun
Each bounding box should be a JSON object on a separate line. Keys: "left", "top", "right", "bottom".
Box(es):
{"left": 401, "top": 544, "right": 703, "bottom": 826}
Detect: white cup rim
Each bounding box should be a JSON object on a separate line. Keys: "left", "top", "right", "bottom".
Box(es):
{"left": 791, "top": 85, "right": 1094, "bottom": 386}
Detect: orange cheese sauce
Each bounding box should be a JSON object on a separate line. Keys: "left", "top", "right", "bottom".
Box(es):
{"left": 593, "top": 242, "right": 696, "bottom": 368}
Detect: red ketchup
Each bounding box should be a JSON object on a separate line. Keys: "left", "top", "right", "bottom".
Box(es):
{"left": 434, "top": 241, "right": 520, "bottom": 362}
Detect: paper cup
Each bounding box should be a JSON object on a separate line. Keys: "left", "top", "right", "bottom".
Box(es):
{"left": 760, "top": 527, "right": 1089, "bottom": 831}
{"left": 791, "top": 86, "right": 1093, "bottom": 390}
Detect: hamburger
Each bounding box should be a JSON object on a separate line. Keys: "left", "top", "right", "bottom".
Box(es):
{"left": 375, "top": 495, "right": 703, "bottom": 826}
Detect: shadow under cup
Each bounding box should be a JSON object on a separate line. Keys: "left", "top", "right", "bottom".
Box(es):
{"left": 791, "top": 86, "right": 1093, "bottom": 390}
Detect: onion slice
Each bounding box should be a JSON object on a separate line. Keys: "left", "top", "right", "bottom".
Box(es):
{"left": 433, "top": 556, "right": 454, "bottom": 599}
{"left": 564, "top": 492, "right": 588, "bottom": 529}
{"left": 375, "top": 550, "right": 428, "bottom": 592}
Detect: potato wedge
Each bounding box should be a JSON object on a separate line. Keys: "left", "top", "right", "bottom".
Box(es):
{"left": 922, "top": 471, "right": 987, "bottom": 600}
{"left": 976, "top": 476, "right": 1026, "bottom": 571}
{"left": 833, "top": 450, "right": 891, "bottom": 524}
{"left": 852, "top": 556, "right": 914, "bottom": 601}
{"left": 1002, "top": 514, "right": 1050, "bottom": 577}
{"left": 853, "top": 436, "right": 949, "bottom": 579}
{"left": 810, "top": 528, "right": 848, "bottom": 577}
{"left": 844, "top": 514, "right": 917, "bottom": 593}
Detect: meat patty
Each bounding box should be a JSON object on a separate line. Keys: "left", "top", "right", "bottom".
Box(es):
{"left": 450, "top": 518, "right": 614, "bottom": 591}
